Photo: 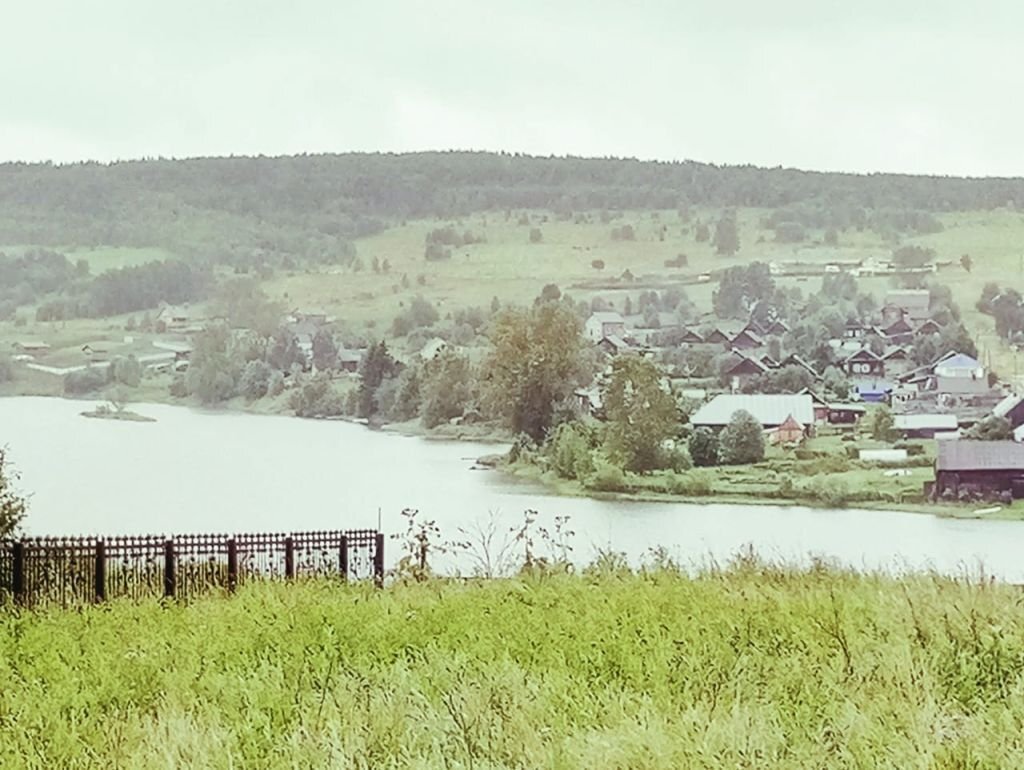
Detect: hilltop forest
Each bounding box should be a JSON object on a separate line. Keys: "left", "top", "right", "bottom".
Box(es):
{"left": 3, "top": 152, "right": 1024, "bottom": 271}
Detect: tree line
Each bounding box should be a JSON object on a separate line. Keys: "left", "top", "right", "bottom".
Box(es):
{"left": 2, "top": 152, "right": 1022, "bottom": 271}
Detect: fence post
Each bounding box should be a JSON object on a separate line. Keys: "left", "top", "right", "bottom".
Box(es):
{"left": 373, "top": 532, "right": 384, "bottom": 588}
{"left": 284, "top": 537, "right": 295, "bottom": 580}
{"left": 94, "top": 540, "right": 106, "bottom": 603}
{"left": 12, "top": 541, "right": 25, "bottom": 605}
{"left": 227, "top": 538, "right": 238, "bottom": 593}
{"left": 163, "top": 539, "right": 175, "bottom": 599}
{"left": 338, "top": 535, "right": 349, "bottom": 582}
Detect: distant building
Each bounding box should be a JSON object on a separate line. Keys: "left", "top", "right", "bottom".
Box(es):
{"left": 729, "top": 329, "right": 763, "bottom": 351}
{"left": 420, "top": 337, "right": 450, "bottom": 360}
{"left": 156, "top": 304, "right": 190, "bottom": 331}
{"left": 826, "top": 403, "right": 866, "bottom": 425}
{"left": 337, "top": 349, "right": 363, "bottom": 373}
{"left": 597, "top": 335, "right": 632, "bottom": 356}
{"left": 584, "top": 312, "right": 626, "bottom": 343}
{"left": 691, "top": 394, "right": 815, "bottom": 434}
{"left": 842, "top": 348, "right": 885, "bottom": 379}
{"left": 934, "top": 441, "right": 1024, "bottom": 499}
{"left": 12, "top": 341, "right": 50, "bottom": 357}
{"left": 933, "top": 352, "right": 989, "bottom": 396}
{"left": 894, "top": 413, "right": 959, "bottom": 439}
{"left": 993, "top": 394, "right": 1024, "bottom": 431}
{"left": 884, "top": 290, "right": 931, "bottom": 323}
{"left": 720, "top": 351, "right": 769, "bottom": 391}
{"left": 770, "top": 414, "right": 806, "bottom": 445}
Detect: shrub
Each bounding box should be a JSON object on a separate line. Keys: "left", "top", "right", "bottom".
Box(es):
{"left": 547, "top": 423, "right": 595, "bottom": 480}
{"left": 689, "top": 427, "right": 720, "bottom": 467}
{"left": 660, "top": 443, "right": 693, "bottom": 472}
{"left": 665, "top": 470, "right": 713, "bottom": 497}
{"left": 63, "top": 367, "right": 109, "bottom": 395}
{"left": 805, "top": 477, "right": 850, "bottom": 508}
{"left": 585, "top": 458, "right": 629, "bottom": 493}
{"left": 529, "top": 228, "right": 543, "bottom": 243}
{"left": 590, "top": 259, "right": 605, "bottom": 270}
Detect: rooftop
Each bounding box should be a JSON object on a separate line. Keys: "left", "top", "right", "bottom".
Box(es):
{"left": 936, "top": 441, "right": 1024, "bottom": 472}
{"left": 894, "top": 414, "right": 959, "bottom": 431}
{"left": 691, "top": 394, "right": 814, "bottom": 427}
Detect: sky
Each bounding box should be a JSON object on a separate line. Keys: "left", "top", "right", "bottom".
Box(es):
{"left": 2, "top": 0, "right": 1022, "bottom": 176}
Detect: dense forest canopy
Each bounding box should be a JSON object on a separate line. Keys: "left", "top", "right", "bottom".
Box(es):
{"left": 2, "top": 152, "right": 1023, "bottom": 251}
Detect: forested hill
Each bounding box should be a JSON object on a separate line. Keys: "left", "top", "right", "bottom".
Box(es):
{"left": 2, "top": 151, "right": 1023, "bottom": 263}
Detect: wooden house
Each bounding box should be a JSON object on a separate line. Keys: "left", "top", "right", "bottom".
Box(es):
{"left": 934, "top": 441, "right": 1024, "bottom": 499}
{"left": 730, "top": 329, "right": 764, "bottom": 351}
{"left": 704, "top": 328, "right": 731, "bottom": 346}
{"left": 585, "top": 312, "right": 626, "bottom": 343}
{"left": 770, "top": 414, "right": 806, "bottom": 445}
{"left": 842, "top": 348, "right": 885, "bottom": 378}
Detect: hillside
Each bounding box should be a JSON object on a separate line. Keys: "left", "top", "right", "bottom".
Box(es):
{"left": 2, "top": 568, "right": 1023, "bottom": 768}
{"left": 2, "top": 151, "right": 1024, "bottom": 266}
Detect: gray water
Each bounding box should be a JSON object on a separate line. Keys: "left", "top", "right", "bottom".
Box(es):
{"left": 2, "top": 396, "right": 1024, "bottom": 580}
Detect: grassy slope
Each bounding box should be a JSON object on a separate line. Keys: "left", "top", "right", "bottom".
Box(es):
{"left": 2, "top": 571, "right": 1024, "bottom": 768}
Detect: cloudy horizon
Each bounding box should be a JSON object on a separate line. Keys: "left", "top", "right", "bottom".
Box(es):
{"left": 3, "top": 1, "right": 1023, "bottom": 177}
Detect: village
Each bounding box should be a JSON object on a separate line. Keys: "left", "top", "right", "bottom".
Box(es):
{"left": 571, "top": 278, "right": 1024, "bottom": 509}
{"left": 5, "top": 249, "right": 1024, "bottom": 511}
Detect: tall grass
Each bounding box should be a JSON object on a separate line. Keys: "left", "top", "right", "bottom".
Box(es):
{"left": 2, "top": 562, "right": 1024, "bottom": 768}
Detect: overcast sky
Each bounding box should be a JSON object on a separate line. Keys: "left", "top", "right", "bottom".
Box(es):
{"left": 2, "top": 1, "right": 1022, "bottom": 176}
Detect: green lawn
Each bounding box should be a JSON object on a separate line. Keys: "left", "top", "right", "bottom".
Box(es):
{"left": 3, "top": 570, "right": 1024, "bottom": 768}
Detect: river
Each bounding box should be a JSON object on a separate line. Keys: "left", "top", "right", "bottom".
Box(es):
{"left": 2, "top": 397, "right": 1024, "bottom": 580}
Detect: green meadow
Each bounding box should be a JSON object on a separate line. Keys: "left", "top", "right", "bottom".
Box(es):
{"left": 3, "top": 566, "right": 1024, "bottom": 768}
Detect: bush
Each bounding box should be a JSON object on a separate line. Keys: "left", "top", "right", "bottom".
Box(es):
{"left": 529, "top": 228, "right": 543, "bottom": 243}
{"left": 665, "top": 470, "right": 713, "bottom": 496}
{"left": 805, "top": 477, "right": 850, "bottom": 508}
{"left": 585, "top": 458, "right": 629, "bottom": 493}
{"left": 660, "top": 443, "right": 693, "bottom": 472}
{"left": 547, "top": 423, "right": 595, "bottom": 481}
{"left": 63, "top": 367, "right": 109, "bottom": 395}
{"left": 590, "top": 259, "right": 605, "bottom": 270}
{"left": 689, "top": 427, "right": 720, "bottom": 467}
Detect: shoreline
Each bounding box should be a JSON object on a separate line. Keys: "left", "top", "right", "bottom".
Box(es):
{"left": 497, "top": 462, "right": 1024, "bottom": 522}
{"left": 6, "top": 392, "right": 1020, "bottom": 521}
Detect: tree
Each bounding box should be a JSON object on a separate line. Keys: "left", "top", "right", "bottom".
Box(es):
{"left": 420, "top": 349, "right": 476, "bottom": 428}
{"left": 482, "top": 302, "right": 590, "bottom": 441}
{"left": 536, "top": 284, "right": 562, "bottom": 305}
{"left": 238, "top": 360, "right": 273, "bottom": 400}
{"left": 892, "top": 245, "right": 935, "bottom": 268}
{"left": 712, "top": 211, "right": 739, "bottom": 256}
{"left": 267, "top": 329, "right": 304, "bottom": 371}
{"left": 529, "top": 227, "right": 543, "bottom": 243}
{"left": 823, "top": 366, "right": 851, "bottom": 400}
{"left": 0, "top": 353, "right": 12, "bottom": 383}
{"left": 960, "top": 254, "right": 973, "bottom": 273}
{"left": 602, "top": 357, "right": 679, "bottom": 473}
{"left": 689, "top": 427, "right": 720, "bottom": 467}
{"left": 713, "top": 263, "right": 774, "bottom": 319}
{"left": 965, "top": 415, "right": 1013, "bottom": 441}
{"left": 0, "top": 448, "right": 27, "bottom": 538}
{"left": 311, "top": 329, "right": 339, "bottom": 372}
{"left": 357, "top": 341, "right": 398, "bottom": 418}
{"left": 719, "top": 410, "right": 765, "bottom": 465}
{"left": 112, "top": 355, "right": 142, "bottom": 388}
{"left": 821, "top": 272, "right": 858, "bottom": 302}
{"left": 186, "top": 324, "right": 237, "bottom": 404}
{"left": 694, "top": 222, "right": 711, "bottom": 243}
{"left": 867, "top": 405, "right": 897, "bottom": 442}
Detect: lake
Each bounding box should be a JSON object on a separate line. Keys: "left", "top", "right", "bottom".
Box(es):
{"left": 3, "top": 396, "right": 1024, "bottom": 580}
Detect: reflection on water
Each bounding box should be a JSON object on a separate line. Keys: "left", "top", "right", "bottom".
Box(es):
{"left": 3, "top": 396, "right": 1024, "bottom": 581}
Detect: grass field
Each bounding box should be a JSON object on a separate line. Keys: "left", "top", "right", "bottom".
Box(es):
{"left": 2, "top": 568, "right": 1024, "bottom": 768}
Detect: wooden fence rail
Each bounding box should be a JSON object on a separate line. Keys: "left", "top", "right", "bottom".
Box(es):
{"left": 0, "top": 529, "right": 384, "bottom": 608}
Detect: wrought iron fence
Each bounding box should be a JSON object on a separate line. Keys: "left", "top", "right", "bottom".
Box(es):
{"left": 0, "top": 529, "right": 384, "bottom": 608}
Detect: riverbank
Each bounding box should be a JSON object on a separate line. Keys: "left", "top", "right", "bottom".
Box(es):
{"left": 4, "top": 570, "right": 1024, "bottom": 767}
{"left": 80, "top": 405, "right": 156, "bottom": 422}
{"left": 499, "top": 459, "right": 1024, "bottom": 521}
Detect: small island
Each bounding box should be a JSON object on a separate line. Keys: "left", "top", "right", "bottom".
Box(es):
{"left": 80, "top": 402, "right": 156, "bottom": 423}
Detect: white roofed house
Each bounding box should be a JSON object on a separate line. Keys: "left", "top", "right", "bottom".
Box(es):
{"left": 585, "top": 311, "right": 626, "bottom": 343}
{"left": 156, "top": 304, "right": 190, "bottom": 331}
{"left": 691, "top": 394, "right": 816, "bottom": 439}
{"left": 933, "top": 352, "right": 990, "bottom": 396}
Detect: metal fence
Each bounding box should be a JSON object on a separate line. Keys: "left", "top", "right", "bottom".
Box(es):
{"left": 0, "top": 529, "right": 384, "bottom": 608}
